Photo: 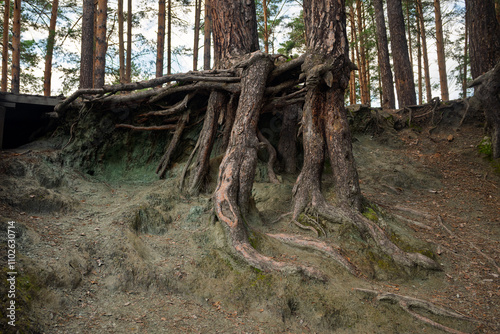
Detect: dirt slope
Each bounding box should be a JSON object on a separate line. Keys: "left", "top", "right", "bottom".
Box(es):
{"left": 0, "top": 105, "right": 499, "bottom": 333}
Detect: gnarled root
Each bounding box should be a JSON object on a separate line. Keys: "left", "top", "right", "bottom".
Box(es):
{"left": 355, "top": 288, "right": 475, "bottom": 334}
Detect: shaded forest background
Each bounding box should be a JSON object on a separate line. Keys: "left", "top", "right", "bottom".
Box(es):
{"left": 0, "top": 0, "right": 496, "bottom": 104}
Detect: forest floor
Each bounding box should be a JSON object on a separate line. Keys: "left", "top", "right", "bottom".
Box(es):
{"left": 0, "top": 106, "right": 499, "bottom": 333}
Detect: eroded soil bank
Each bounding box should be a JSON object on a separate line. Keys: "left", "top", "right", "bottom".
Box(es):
{"left": 0, "top": 101, "right": 499, "bottom": 333}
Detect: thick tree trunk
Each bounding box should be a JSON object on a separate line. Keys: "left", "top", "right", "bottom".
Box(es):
{"left": 463, "top": 11, "right": 468, "bottom": 98}
{"left": 263, "top": 0, "right": 269, "bottom": 54}
{"left": 157, "top": 0, "right": 166, "bottom": 78}
{"left": 373, "top": 0, "right": 396, "bottom": 109}
{"left": 466, "top": 0, "right": 500, "bottom": 79}
{"left": 94, "top": 0, "right": 107, "bottom": 88}
{"left": 203, "top": 0, "right": 212, "bottom": 70}
{"left": 126, "top": 0, "right": 132, "bottom": 82}
{"left": 2, "top": 0, "right": 10, "bottom": 92}
{"left": 193, "top": 0, "right": 201, "bottom": 70}
{"left": 43, "top": 0, "right": 59, "bottom": 96}
{"left": 118, "top": 0, "right": 125, "bottom": 83}
{"left": 80, "top": 0, "right": 94, "bottom": 89}
{"left": 469, "top": 60, "right": 500, "bottom": 158}
{"left": 417, "top": 22, "right": 423, "bottom": 104}
{"left": 433, "top": 0, "right": 449, "bottom": 101}
{"left": 11, "top": 0, "right": 21, "bottom": 94}
{"left": 356, "top": 0, "right": 369, "bottom": 105}
{"left": 387, "top": 0, "right": 416, "bottom": 107}
{"left": 416, "top": 0, "right": 432, "bottom": 102}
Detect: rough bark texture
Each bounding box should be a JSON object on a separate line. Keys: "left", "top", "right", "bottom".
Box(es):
{"left": 387, "top": 0, "right": 416, "bottom": 107}
{"left": 203, "top": 0, "right": 212, "bottom": 70}
{"left": 466, "top": 0, "right": 500, "bottom": 79}
{"left": 126, "top": 0, "right": 132, "bottom": 82}
{"left": 416, "top": 0, "right": 432, "bottom": 103}
{"left": 433, "top": 0, "right": 449, "bottom": 101}
{"left": 43, "top": 0, "right": 59, "bottom": 96}
{"left": 211, "top": 0, "right": 259, "bottom": 69}
{"left": 11, "top": 0, "right": 21, "bottom": 94}
{"left": 94, "top": 0, "right": 107, "bottom": 88}
{"left": 118, "top": 0, "right": 125, "bottom": 83}
{"left": 2, "top": 0, "right": 10, "bottom": 92}
{"left": 469, "top": 60, "right": 500, "bottom": 159}
{"left": 80, "top": 0, "right": 94, "bottom": 89}
{"left": 157, "top": 0, "right": 166, "bottom": 78}
{"left": 193, "top": 0, "right": 201, "bottom": 70}
{"left": 373, "top": 0, "right": 396, "bottom": 109}
{"left": 167, "top": 0, "right": 171, "bottom": 75}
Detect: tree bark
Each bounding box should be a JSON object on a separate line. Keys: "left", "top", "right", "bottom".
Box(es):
{"left": 44, "top": 0, "right": 59, "bottom": 96}
{"left": 203, "top": 0, "right": 212, "bottom": 70}
{"left": 263, "top": 0, "right": 269, "bottom": 54}
{"left": 118, "top": 0, "right": 125, "bottom": 83}
{"left": 2, "top": 0, "right": 10, "bottom": 92}
{"left": 356, "top": 0, "right": 369, "bottom": 105}
{"left": 167, "top": 0, "right": 171, "bottom": 75}
{"left": 80, "top": 0, "right": 94, "bottom": 89}
{"left": 433, "top": 0, "right": 449, "bottom": 101}
{"left": 193, "top": 0, "right": 201, "bottom": 70}
{"left": 387, "top": 0, "right": 416, "bottom": 107}
{"left": 373, "top": 0, "right": 396, "bottom": 109}
{"left": 157, "top": 0, "right": 166, "bottom": 78}
{"left": 11, "top": 0, "right": 21, "bottom": 94}
{"left": 94, "top": 0, "right": 107, "bottom": 88}
{"left": 126, "top": 0, "right": 132, "bottom": 82}
{"left": 466, "top": 0, "right": 500, "bottom": 79}
{"left": 416, "top": 0, "right": 432, "bottom": 102}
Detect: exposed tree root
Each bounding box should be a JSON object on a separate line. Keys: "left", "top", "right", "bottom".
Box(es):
{"left": 257, "top": 129, "right": 279, "bottom": 184}
{"left": 267, "top": 233, "right": 358, "bottom": 276}
{"left": 355, "top": 288, "right": 475, "bottom": 334}
{"left": 156, "top": 113, "right": 189, "bottom": 179}
{"left": 437, "top": 215, "right": 500, "bottom": 274}
{"left": 115, "top": 124, "right": 177, "bottom": 131}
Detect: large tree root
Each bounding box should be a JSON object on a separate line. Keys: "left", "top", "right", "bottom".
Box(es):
{"left": 355, "top": 288, "right": 476, "bottom": 334}
{"left": 156, "top": 113, "right": 188, "bottom": 179}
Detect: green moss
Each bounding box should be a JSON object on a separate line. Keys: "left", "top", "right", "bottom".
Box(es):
{"left": 477, "top": 136, "right": 500, "bottom": 174}
{"left": 389, "top": 232, "right": 436, "bottom": 261}
{"left": 362, "top": 207, "right": 379, "bottom": 223}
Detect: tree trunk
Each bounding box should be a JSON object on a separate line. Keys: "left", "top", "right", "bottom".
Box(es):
{"left": 387, "top": 0, "right": 416, "bottom": 107}
{"left": 203, "top": 0, "right": 212, "bottom": 70}
{"left": 2, "top": 0, "right": 10, "bottom": 92}
{"left": 43, "top": 0, "right": 59, "bottom": 96}
{"left": 417, "top": 19, "right": 423, "bottom": 104}
{"left": 433, "top": 0, "right": 449, "bottom": 101}
{"left": 263, "top": 0, "right": 269, "bottom": 54}
{"left": 356, "top": 0, "right": 369, "bottom": 105}
{"left": 80, "top": 0, "right": 94, "bottom": 89}
{"left": 406, "top": 0, "right": 413, "bottom": 69}
{"left": 416, "top": 0, "right": 432, "bottom": 102}
{"left": 193, "top": 0, "right": 201, "bottom": 70}
{"left": 373, "top": 0, "right": 395, "bottom": 109}
{"left": 157, "top": 0, "right": 166, "bottom": 78}
{"left": 11, "top": 0, "right": 21, "bottom": 94}
{"left": 167, "top": 0, "right": 171, "bottom": 75}
{"left": 466, "top": 0, "right": 500, "bottom": 79}
{"left": 118, "top": 0, "right": 125, "bottom": 83}
{"left": 126, "top": 0, "right": 132, "bottom": 82}
{"left": 348, "top": 4, "right": 358, "bottom": 105}
{"left": 94, "top": 0, "right": 107, "bottom": 88}
{"left": 463, "top": 10, "right": 468, "bottom": 98}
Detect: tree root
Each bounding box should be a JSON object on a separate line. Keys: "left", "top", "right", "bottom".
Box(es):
{"left": 355, "top": 288, "right": 474, "bottom": 334}
{"left": 437, "top": 215, "right": 500, "bottom": 274}
{"left": 267, "top": 233, "right": 358, "bottom": 276}
{"left": 257, "top": 129, "right": 279, "bottom": 184}
{"left": 156, "top": 113, "right": 189, "bottom": 179}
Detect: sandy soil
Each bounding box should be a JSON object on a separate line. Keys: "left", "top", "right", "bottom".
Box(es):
{"left": 0, "top": 112, "right": 499, "bottom": 333}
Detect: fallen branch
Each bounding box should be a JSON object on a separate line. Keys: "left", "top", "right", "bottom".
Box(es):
{"left": 115, "top": 124, "right": 177, "bottom": 131}
{"left": 156, "top": 113, "right": 189, "bottom": 179}
{"left": 355, "top": 288, "right": 473, "bottom": 334}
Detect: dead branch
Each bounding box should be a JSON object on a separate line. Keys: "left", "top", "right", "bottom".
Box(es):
{"left": 268, "top": 54, "right": 306, "bottom": 82}
{"left": 115, "top": 124, "right": 177, "bottom": 131}
{"left": 355, "top": 288, "right": 473, "bottom": 334}
{"left": 149, "top": 81, "right": 241, "bottom": 104}
{"left": 146, "top": 91, "right": 197, "bottom": 117}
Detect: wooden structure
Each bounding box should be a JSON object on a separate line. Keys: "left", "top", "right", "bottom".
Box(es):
{"left": 0, "top": 92, "right": 63, "bottom": 149}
